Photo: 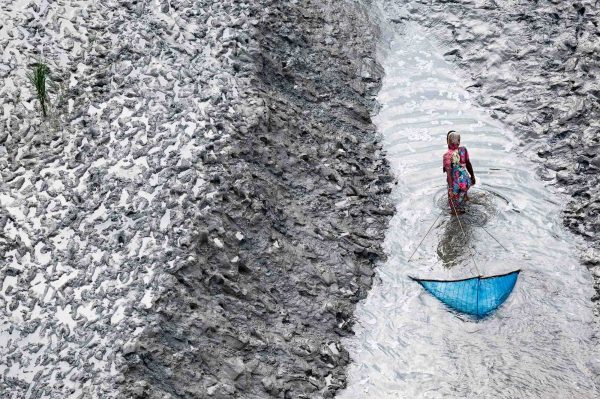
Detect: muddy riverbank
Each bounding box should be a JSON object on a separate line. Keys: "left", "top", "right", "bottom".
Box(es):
{"left": 1, "top": 0, "right": 598, "bottom": 398}
{"left": 0, "top": 0, "right": 392, "bottom": 397}
{"left": 120, "top": 1, "right": 394, "bottom": 398}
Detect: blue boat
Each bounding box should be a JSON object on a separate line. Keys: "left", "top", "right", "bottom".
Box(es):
{"left": 411, "top": 270, "right": 520, "bottom": 318}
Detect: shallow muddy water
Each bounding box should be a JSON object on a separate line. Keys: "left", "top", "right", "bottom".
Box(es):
{"left": 339, "top": 22, "right": 599, "bottom": 399}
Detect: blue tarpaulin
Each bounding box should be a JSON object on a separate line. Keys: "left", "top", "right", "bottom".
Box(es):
{"left": 412, "top": 270, "right": 520, "bottom": 318}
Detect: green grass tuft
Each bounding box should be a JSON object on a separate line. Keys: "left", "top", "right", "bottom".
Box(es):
{"left": 28, "top": 62, "right": 51, "bottom": 118}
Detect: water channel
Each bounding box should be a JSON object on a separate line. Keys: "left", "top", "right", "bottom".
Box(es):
{"left": 339, "top": 21, "right": 599, "bottom": 399}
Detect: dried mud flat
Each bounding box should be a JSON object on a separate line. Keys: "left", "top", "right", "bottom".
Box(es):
{"left": 0, "top": 0, "right": 392, "bottom": 398}
{"left": 378, "top": 0, "right": 600, "bottom": 310}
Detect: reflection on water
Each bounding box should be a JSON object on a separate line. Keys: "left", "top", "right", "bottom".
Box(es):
{"left": 437, "top": 216, "right": 472, "bottom": 268}
{"left": 339, "top": 21, "right": 599, "bottom": 399}
{"left": 435, "top": 189, "right": 505, "bottom": 268}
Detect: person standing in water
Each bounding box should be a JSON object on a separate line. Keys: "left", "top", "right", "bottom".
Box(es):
{"left": 443, "top": 130, "right": 476, "bottom": 213}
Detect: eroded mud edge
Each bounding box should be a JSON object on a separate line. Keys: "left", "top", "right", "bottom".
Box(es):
{"left": 119, "top": 1, "right": 395, "bottom": 398}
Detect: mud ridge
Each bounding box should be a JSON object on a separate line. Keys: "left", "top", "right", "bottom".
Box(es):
{"left": 118, "top": 0, "right": 394, "bottom": 398}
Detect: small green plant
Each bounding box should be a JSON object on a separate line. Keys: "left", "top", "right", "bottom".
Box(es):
{"left": 28, "top": 62, "right": 51, "bottom": 118}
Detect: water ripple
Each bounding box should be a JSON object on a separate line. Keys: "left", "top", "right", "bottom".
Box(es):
{"left": 339, "top": 22, "right": 599, "bottom": 399}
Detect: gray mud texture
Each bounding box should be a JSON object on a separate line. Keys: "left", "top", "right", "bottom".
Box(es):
{"left": 120, "top": 1, "right": 393, "bottom": 398}
{"left": 378, "top": 0, "right": 600, "bottom": 309}
{"left": 0, "top": 0, "right": 392, "bottom": 398}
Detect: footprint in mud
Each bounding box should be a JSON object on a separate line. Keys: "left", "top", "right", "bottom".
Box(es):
{"left": 433, "top": 186, "right": 509, "bottom": 268}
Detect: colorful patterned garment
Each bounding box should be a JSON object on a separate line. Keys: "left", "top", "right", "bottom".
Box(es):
{"left": 443, "top": 144, "right": 471, "bottom": 209}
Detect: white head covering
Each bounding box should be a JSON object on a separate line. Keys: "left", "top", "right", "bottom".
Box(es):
{"left": 448, "top": 131, "right": 461, "bottom": 146}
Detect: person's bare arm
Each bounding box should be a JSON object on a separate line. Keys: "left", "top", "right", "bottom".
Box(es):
{"left": 446, "top": 169, "right": 453, "bottom": 189}
{"left": 466, "top": 160, "right": 476, "bottom": 185}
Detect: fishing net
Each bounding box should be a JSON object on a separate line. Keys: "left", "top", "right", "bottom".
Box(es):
{"left": 412, "top": 270, "right": 520, "bottom": 318}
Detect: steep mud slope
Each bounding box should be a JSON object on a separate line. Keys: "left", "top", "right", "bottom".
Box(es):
{"left": 0, "top": 0, "right": 392, "bottom": 398}
{"left": 1, "top": 0, "right": 225, "bottom": 396}
{"left": 119, "top": 0, "right": 393, "bottom": 398}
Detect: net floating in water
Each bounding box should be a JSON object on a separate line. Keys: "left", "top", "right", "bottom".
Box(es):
{"left": 411, "top": 270, "right": 520, "bottom": 318}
